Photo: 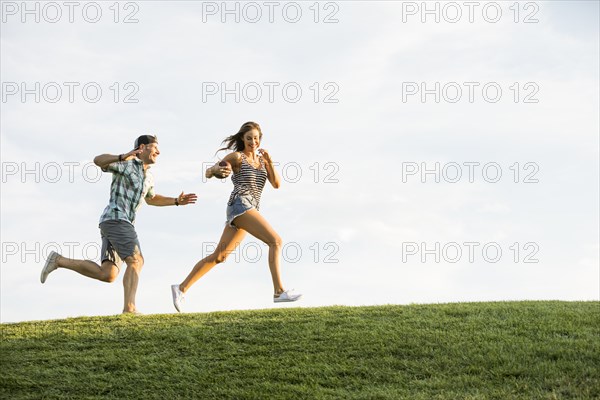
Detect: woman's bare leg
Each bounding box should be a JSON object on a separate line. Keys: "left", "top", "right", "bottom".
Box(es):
{"left": 179, "top": 226, "right": 246, "bottom": 293}
{"left": 232, "top": 209, "right": 285, "bottom": 295}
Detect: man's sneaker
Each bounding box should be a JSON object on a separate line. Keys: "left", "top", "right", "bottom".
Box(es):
{"left": 122, "top": 310, "right": 144, "bottom": 315}
{"left": 274, "top": 289, "right": 302, "bottom": 303}
{"left": 41, "top": 251, "right": 60, "bottom": 284}
{"left": 171, "top": 284, "right": 184, "bottom": 312}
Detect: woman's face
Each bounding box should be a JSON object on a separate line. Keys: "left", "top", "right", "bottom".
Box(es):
{"left": 242, "top": 129, "right": 261, "bottom": 152}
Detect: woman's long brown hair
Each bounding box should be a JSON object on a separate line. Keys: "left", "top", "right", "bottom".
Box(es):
{"left": 217, "top": 121, "right": 263, "bottom": 154}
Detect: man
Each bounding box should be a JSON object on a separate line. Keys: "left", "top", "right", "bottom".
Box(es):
{"left": 40, "top": 135, "right": 197, "bottom": 314}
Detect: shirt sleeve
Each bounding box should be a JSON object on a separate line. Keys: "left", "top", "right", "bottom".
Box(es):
{"left": 145, "top": 185, "right": 155, "bottom": 199}
{"left": 145, "top": 173, "right": 155, "bottom": 199}
{"left": 102, "top": 161, "right": 128, "bottom": 174}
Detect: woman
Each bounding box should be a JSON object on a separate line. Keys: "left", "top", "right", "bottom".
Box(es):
{"left": 171, "top": 122, "right": 302, "bottom": 312}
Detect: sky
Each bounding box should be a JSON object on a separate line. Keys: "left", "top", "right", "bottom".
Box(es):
{"left": 1, "top": 0, "right": 598, "bottom": 323}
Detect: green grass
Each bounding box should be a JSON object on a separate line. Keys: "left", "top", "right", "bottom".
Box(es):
{"left": 1, "top": 301, "right": 599, "bottom": 399}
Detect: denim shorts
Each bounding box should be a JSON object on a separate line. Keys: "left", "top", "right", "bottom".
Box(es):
{"left": 226, "top": 194, "right": 258, "bottom": 228}
{"left": 99, "top": 220, "right": 142, "bottom": 269}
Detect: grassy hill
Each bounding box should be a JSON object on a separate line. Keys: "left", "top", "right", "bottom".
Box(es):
{"left": 1, "top": 301, "right": 598, "bottom": 399}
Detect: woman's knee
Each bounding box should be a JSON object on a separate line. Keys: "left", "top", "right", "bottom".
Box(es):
{"left": 212, "top": 252, "right": 229, "bottom": 264}
{"left": 269, "top": 233, "right": 283, "bottom": 248}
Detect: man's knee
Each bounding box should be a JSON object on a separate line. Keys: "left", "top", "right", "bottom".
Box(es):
{"left": 102, "top": 269, "right": 119, "bottom": 283}
{"left": 124, "top": 253, "right": 144, "bottom": 270}
{"left": 100, "top": 261, "right": 119, "bottom": 283}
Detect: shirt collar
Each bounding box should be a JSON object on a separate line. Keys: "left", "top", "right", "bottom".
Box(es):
{"left": 132, "top": 158, "right": 151, "bottom": 170}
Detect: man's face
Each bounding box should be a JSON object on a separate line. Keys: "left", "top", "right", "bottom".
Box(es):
{"left": 140, "top": 143, "right": 160, "bottom": 164}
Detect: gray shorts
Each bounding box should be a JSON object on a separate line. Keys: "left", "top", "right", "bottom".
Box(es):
{"left": 226, "top": 194, "right": 258, "bottom": 229}
{"left": 99, "top": 220, "right": 142, "bottom": 269}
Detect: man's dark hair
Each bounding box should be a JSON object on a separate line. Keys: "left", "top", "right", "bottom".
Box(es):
{"left": 134, "top": 135, "right": 158, "bottom": 149}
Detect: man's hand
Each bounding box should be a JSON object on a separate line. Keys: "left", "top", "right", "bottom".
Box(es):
{"left": 176, "top": 191, "right": 197, "bottom": 206}
{"left": 147, "top": 192, "right": 198, "bottom": 207}
{"left": 122, "top": 148, "right": 143, "bottom": 161}
{"left": 94, "top": 148, "right": 143, "bottom": 170}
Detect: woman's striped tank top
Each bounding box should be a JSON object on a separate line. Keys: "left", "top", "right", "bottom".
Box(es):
{"left": 227, "top": 152, "right": 268, "bottom": 210}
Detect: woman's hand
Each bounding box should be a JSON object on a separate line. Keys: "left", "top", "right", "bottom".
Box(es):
{"left": 258, "top": 148, "right": 273, "bottom": 164}
{"left": 206, "top": 161, "right": 233, "bottom": 179}
{"left": 259, "top": 149, "right": 281, "bottom": 188}
{"left": 212, "top": 162, "right": 232, "bottom": 179}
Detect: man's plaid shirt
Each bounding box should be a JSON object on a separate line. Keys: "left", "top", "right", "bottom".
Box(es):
{"left": 99, "top": 158, "right": 155, "bottom": 225}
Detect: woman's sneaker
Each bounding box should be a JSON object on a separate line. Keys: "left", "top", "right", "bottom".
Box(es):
{"left": 171, "top": 284, "right": 185, "bottom": 312}
{"left": 274, "top": 289, "right": 302, "bottom": 303}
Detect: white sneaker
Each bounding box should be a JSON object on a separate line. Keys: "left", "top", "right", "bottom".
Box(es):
{"left": 171, "top": 284, "right": 184, "bottom": 312}
{"left": 122, "top": 310, "right": 144, "bottom": 315}
{"left": 41, "top": 251, "right": 60, "bottom": 284}
{"left": 274, "top": 289, "right": 302, "bottom": 303}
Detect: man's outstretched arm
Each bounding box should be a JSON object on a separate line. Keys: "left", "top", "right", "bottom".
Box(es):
{"left": 146, "top": 192, "right": 197, "bottom": 207}
{"left": 94, "top": 149, "right": 141, "bottom": 171}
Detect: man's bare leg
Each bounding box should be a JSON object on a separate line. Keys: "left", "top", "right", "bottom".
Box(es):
{"left": 41, "top": 251, "right": 119, "bottom": 283}
{"left": 122, "top": 252, "right": 144, "bottom": 313}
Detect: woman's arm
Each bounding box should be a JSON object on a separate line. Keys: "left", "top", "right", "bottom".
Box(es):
{"left": 205, "top": 152, "right": 240, "bottom": 179}
{"left": 259, "top": 149, "right": 280, "bottom": 189}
